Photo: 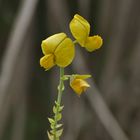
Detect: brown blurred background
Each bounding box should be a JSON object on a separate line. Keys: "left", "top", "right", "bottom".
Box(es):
{"left": 0, "top": 0, "right": 140, "bottom": 140}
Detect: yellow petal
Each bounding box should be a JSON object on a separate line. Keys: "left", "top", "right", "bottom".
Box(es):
{"left": 69, "top": 14, "right": 90, "bottom": 46}
{"left": 40, "top": 54, "right": 55, "bottom": 70}
{"left": 85, "top": 35, "right": 103, "bottom": 52}
{"left": 41, "top": 33, "right": 67, "bottom": 55}
{"left": 54, "top": 38, "right": 75, "bottom": 67}
{"left": 70, "top": 78, "right": 90, "bottom": 95}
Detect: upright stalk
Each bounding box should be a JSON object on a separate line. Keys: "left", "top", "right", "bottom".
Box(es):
{"left": 53, "top": 67, "right": 64, "bottom": 140}
{"left": 57, "top": 67, "right": 64, "bottom": 104}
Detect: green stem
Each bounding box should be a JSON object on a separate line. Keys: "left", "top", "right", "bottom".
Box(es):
{"left": 57, "top": 67, "right": 64, "bottom": 104}
{"left": 53, "top": 67, "right": 64, "bottom": 139}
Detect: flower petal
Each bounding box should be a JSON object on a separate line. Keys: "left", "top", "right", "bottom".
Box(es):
{"left": 69, "top": 14, "right": 90, "bottom": 46}
{"left": 41, "top": 33, "right": 67, "bottom": 55}
{"left": 54, "top": 38, "right": 75, "bottom": 67}
{"left": 70, "top": 78, "right": 90, "bottom": 95}
{"left": 40, "top": 54, "right": 55, "bottom": 70}
{"left": 85, "top": 35, "right": 103, "bottom": 52}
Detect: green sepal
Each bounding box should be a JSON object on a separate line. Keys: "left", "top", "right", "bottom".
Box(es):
{"left": 72, "top": 74, "right": 91, "bottom": 79}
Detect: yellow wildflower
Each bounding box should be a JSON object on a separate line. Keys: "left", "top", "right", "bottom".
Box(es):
{"left": 40, "top": 33, "right": 75, "bottom": 70}
{"left": 69, "top": 14, "right": 103, "bottom": 52}
{"left": 70, "top": 74, "right": 91, "bottom": 96}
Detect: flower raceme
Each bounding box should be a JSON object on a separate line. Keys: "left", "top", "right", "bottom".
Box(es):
{"left": 40, "top": 33, "right": 75, "bottom": 70}
{"left": 70, "top": 75, "right": 91, "bottom": 95}
{"left": 70, "top": 14, "right": 103, "bottom": 52}
{"left": 40, "top": 14, "right": 103, "bottom": 140}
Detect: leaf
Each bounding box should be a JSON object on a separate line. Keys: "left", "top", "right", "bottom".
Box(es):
{"left": 55, "top": 101, "right": 60, "bottom": 107}
{"left": 56, "top": 123, "right": 63, "bottom": 129}
{"left": 50, "top": 130, "right": 55, "bottom": 135}
{"left": 56, "top": 113, "right": 62, "bottom": 121}
{"left": 56, "top": 129, "right": 63, "bottom": 137}
{"left": 53, "top": 106, "right": 57, "bottom": 114}
{"left": 48, "top": 118, "right": 55, "bottom": 124}
{"left": 61, "top": 75, "right": 69, "bottom": 80}
{"left": 50, "top": 123, "right": 55, "bottom": 129}
{"left": 58, "top": 106, "right": 64, "bottom": 112}
{"left": 47, "top": 131, "right": 54, "bottom": 140}
{"left": 57, "top": 84, "right": 65, "bottom": 91}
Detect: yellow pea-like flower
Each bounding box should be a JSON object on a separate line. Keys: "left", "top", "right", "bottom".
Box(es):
{"left": 40, "top": 33, "right": 75, "bottom": 70}
{"left": 70, "top": 74, "right": 91, "bottom": 96}
{"left": 69, "top": 14, "right": 103, "bottom": 52}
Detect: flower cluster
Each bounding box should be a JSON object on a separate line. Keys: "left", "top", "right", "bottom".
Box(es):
{"left": 40, "top": 14, "right": 103, "bottom": 95}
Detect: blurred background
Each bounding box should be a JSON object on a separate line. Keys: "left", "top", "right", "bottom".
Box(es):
{"left": 0, "top": 0, "right": 140, "bottom": 140}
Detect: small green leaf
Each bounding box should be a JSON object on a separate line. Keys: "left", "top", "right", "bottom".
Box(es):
{"left": 58, "top": 84, "right": 65, "bottom": 91}
{"left": 56, "top": 123, "right": 63, "bottom": 128}
{"left": 56, "top": 129, "right": 63, "bottom": 137}
{"left": 47, "top": 131, "right": 54, "bottom": 140}
{"left": 58, "top": 106, "right": 64, "bottom": 112}
{"left": 61, "top": 75, "right": 69, "bottom": 80}
{"left": 62, "top": 85, "right": 65, "bottom": 91}
{"left": 57, "top": 85, "right": 60, "bottom": 90}
{"left": 55, "top": 101, "right": 60, "bottom": 107}
{"left": 50, "top": 130, "right": 55, "bottom": 135}
{"left": 50, "top": 123, "right": 55, "bottom": 129}
{"left": 53, "top": 106, "right": 57, "bottom": 114}
{"left": 56, "top": 113, "right": 62, "bottom": 121}
{"left": 48, "top": 118, "right": 54, "bottom": 124}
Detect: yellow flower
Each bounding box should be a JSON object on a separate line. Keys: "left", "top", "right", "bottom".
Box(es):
{"left": 69, "top": 14, "right": 103, "bottom": 52}
{"left": 40, "top": 33, "right": 75, "bottom": 70}
{"left": 70, "top": 74, "right": 91, "bottom": 96}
